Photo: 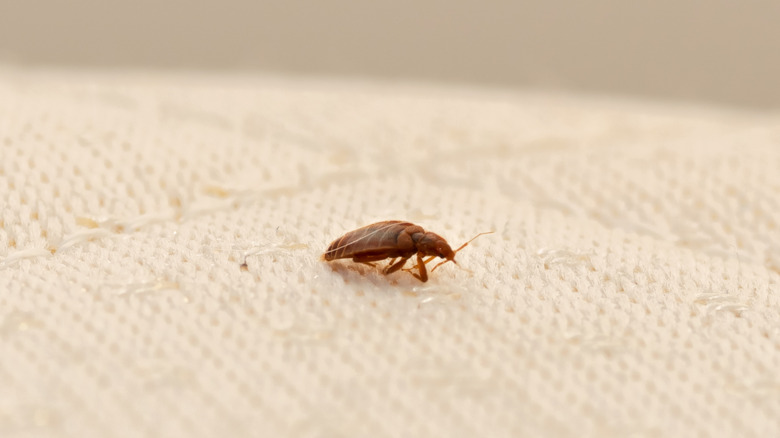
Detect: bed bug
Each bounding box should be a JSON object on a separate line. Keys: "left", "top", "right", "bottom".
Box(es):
{"left": 323, "top": 221, "right": 492, "bottom": 282}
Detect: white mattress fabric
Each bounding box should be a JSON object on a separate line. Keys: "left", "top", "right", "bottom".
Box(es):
{"left": 1, "top": 69, "right": 779, "bottom": 437}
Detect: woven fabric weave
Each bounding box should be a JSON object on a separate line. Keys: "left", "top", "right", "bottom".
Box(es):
{"left": 1, "top": 70, "right": 779, "bottom": 437}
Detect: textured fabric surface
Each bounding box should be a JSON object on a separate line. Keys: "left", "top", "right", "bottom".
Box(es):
{"left": 1, "top": 69, "right": 779, "bottom": 438}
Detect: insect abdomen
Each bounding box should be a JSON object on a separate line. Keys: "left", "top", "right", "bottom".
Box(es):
{"left": 323, "top": 221, "right": 413, "bottom": 260}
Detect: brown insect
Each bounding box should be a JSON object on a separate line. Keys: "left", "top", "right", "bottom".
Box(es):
{"left": 323, "top": 221, "right": 492, "bottom": 282}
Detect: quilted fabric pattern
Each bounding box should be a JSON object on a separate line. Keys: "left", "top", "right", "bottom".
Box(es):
{"left": 1, "top": 70, "right": 779, "bottom": 437}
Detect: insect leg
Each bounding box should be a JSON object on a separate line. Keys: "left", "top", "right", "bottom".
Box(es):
{"left": 403, "top": 255, "right": 435, "bottom": 269}
{"left": 409, "top": 253, "right": 428, "bottom": 282}
{"left": 381, "top": 257, "right": 398, "bottom": 274}
{"left": 353, "top": 253, "right": 391, "bottom": 269}
{"left": 353, "top": 254, "right": 389, "bottom": 263}
{"left": 383, "top": 257, "right": 409, "bottom": 275}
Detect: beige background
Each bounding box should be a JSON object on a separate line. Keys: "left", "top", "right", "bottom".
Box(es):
{"left": 3, "top": 2, "right": 780, "bottom": 437}
{"left": 2, "top": 70, "right": 779, "bottom": 438}
{"left": 1, "top": 0, "right": 780, "bottom": 108}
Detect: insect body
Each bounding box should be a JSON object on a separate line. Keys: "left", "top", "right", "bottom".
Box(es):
{"left": 323, "top": 221, "right": 491, "bottom": 282}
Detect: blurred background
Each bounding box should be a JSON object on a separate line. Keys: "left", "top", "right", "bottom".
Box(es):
{"left": 1, "top": 0, "right": 779, "bottom": 108}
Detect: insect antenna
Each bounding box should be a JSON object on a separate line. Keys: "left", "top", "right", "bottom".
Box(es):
{"left": 431, "top": 231, "right": 494, "bottom": 272}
